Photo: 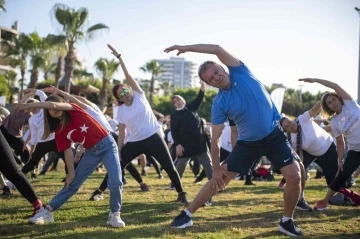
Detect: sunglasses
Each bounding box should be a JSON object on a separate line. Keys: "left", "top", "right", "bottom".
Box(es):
{"left": 119, "top": 88, "right": 130, "bottom": 98}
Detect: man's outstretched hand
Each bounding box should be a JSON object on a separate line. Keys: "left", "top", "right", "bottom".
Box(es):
{"left": 164, "top": 45, "right": 187, "bottom": 56}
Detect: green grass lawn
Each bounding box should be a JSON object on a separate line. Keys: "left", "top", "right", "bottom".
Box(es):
{"left": 0, "top": 163, "right": 359, "bottom": 239}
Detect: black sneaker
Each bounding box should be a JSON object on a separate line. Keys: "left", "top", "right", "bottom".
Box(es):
{"left": 296, "top": 198, "right": 312, "bottom": 211}
{"left": 31, "top": 173, "right": 37, "bottom": 180}
{"left": 278, "top": 219, "right": 303, "bottom": 236}
{"left": 89, "top": 189, "right": 104, "bottom": 201}
{"left": 244, "top": 181, "right": 255, "bottom": 186}
{"left": 2, "top": 186, "right": 11, "bottom": 195}
{"left": 170, "top": 210, "right": 193, "bottom": 228}
{"left": 141, "top": 170, "right": 147, "bottom": 176}
{"left": 176, "top": 192, "right": 190, "bottom": 205}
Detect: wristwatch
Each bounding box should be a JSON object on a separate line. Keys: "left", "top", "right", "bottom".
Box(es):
{"left": 116, "top": 54, "right": 121, "bottom": 58}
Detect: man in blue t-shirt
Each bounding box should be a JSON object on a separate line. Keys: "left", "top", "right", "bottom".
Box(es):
{"left": 165, "top": 44, "right": 305, "bottom": 237}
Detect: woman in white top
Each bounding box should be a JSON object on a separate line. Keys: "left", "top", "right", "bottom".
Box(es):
{"left": 99, "top": 44, "right": 188, "bottom": 204}
{"left": 280, "top": 101, "right": 339, "bottom": 211}
{"left": 21, "top": 89, "right": 65, "bottom": 174}
{"left": 299, "top": 78, "right": 360, "bottom": 209}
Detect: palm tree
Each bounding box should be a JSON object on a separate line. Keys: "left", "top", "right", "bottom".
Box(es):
{"left": 28, "top": 32, "right": 47, "bottom": 88}
{"left": 5, "top": 33, "right": 31, "bottom": 96}
{"left": 50, "top": 3, "right": 109, "bottom": 93}
{"left": 140, "top": 60, "right": 163, "bottom": 106}
{"left": 160, "top": 81, "right": 174, "bottom": 96}
{"left": 94, "top": 58, "right": 120, "bottom": 110}
{"left": 46, "top": 34, "right": 67, "bottom": 87}
{"left": 4, "top": 71, "right": 17, "bottom": 104}
{"left": 0, "top": 0, "right": 5, "bottom": 12}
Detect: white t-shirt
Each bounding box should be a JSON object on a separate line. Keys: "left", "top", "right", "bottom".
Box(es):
{"left": 290, "top": 111, "right": 333, "bottom": 156}
{"left": 167, "top": 131, "right": 174, "bottom": 145}
{"left": 85, "top": 105, "right": 113, "bottom": 133}
{"left": 331, "top": 99, "right": 360, "bottom": 151}
{"left": 220, "top": 122, "right": 232, "bottom": 152}
{"left": 29, "top": 90, "right": 54, "bottom": 145}
{"left": 116, "top": 91, "right": 161, "bottom": 142}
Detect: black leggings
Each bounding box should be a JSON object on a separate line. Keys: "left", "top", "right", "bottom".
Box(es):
{"left": 100, "top": 131, "right": 183, "bottom": 193}
{"left": 0, "top": 130, "right": 38, "bottom": 204}
{"left": 98, "top": 132, "right": 144, "bottom": 191}
{"left": 329, "top": 150, "right": 360, "bottom": 192}
{"left": 22, "top": 139, "right": 65, "bottom": 174}
{"left": 303, "top": 143, "right": 338, "bottom": 186}
{"left": 1, "top": 125, "right": 29, "bottom": 164}
{"left": 145, "top": 153, "right": 162, "bottom": 176}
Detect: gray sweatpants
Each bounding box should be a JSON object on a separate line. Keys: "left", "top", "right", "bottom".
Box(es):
{"left": 175, "top": 151, "right": 213, "bottom": 179}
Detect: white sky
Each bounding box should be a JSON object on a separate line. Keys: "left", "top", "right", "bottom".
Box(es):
{"left": 1, "top": 0, "right": 360, "bottom": 99}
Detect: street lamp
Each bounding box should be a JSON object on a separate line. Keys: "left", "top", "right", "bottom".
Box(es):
{"left": 355, "top": 7, "right": 360, "bottom": 104}
{"left": 299, "top": 84, "right": 303, "bottom": 103}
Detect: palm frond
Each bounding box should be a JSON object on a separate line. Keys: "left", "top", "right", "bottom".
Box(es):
{"left": 86, "top": 23, "right": 109, "bottom": 40}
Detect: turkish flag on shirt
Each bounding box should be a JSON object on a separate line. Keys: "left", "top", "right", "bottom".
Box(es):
{"left": 55, "top": 104, "right": 108, "bottom": 152}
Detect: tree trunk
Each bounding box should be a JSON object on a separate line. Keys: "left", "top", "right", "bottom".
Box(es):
{"left": 28, "top": 67, "right": 39, "bottom": 89}
{"left": 149, "top": 76, "right": 154, "bottom": 107}
{"left": 55, "top": 55, "right": 62, "bottom": 88}
{"left": 64, "top": 44, "right": 75, "bottom": 93}
{"left": 99, "top": 77, "right": 108, "bottom": 110}
{"left": 19, "top": 67, "right": 25, "bottom": 98}
{"left": 44, "top": 71, "right": 48, "bottom": 81}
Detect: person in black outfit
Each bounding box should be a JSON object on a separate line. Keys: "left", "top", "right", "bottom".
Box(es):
{"left": 170, "top": 81, "right": 213, "bottom": 182}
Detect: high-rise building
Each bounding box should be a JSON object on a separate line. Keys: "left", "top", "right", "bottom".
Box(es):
{"left": 155, "top": 57, "right": 197, "bottom": 89}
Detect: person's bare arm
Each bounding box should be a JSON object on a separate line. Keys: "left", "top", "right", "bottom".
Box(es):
{"left": 299, "top": 78, "right": 352, "bottom": 100}
{"left": 164, "top": 44, "right": 240, "bottom": 67}
{"left": 117, "top": 123, "right": 126, "bottom": 157}
{"left": 43, "top": 86, "right": 88, "bottom": 109}
{"left": 14, "top": 101, "right": 74, "bottom": 111}
{"left": 108, "top": 44, "right": 142, "bottom": 93}
{"left": 308, "top": 102, "right": 321, "bottom": 118}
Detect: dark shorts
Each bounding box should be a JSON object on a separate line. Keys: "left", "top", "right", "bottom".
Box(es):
{"left": 224, "top": 124, "right": 300, "bottom": 175}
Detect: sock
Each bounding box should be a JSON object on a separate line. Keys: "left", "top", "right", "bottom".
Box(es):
{"left": 184, "top": 209, "right": 192, "bottom": 217}
{"left": 31, "top": 199, "right": 43, "bottom": 210}
{"left": 282, "top": 216, "right": 292, "bottom": 223}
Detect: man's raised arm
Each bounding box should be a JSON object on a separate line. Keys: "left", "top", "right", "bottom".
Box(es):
{"left": 164, "top": 44, "right": 240, "bottom": 67}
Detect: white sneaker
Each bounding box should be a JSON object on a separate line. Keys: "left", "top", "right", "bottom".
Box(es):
{"left": 93, "top": 194, "right": 104, "bottom": 201}
{"left": 106, "top": 212, "right": 125, "bottom": 228}
{"left": 28, "top": 207, "right": 54, "bottom": 224}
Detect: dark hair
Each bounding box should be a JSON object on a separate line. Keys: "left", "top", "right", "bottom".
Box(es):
{"left": 42, "top": 94, "right": 71, "bottom": 139}
{"left": 279, "top": 117, "right": 288, "bottom": 128}
{"left": 198, "top": 61, "right": 217, "bottom": 82}
{"left": 321, "top": 92, "right": 344, "bottom": 116}
{"left": 112, "top": 84, "right": 127, "bottom": 105}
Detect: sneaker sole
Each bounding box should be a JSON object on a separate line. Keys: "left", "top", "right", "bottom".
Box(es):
{"left": 295, "top": 206, "right": 312, "bottom": 211}
{"left": 278, "top": 224, "right": 301, "bottom": 237}
{"left": 314, "top": 207, "right": 329, "bottom": 211}
{"left": 171, "top": 220, "right": 193, "bottom": 229}
{"left": 106, "top": 222, "right": 126, "bottom": 228}
{"left": 28, "top": 219, "right": 55, "bottom": 224}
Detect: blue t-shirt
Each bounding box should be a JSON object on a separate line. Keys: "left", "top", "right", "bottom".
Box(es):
{"left": 211, "top": 62, "right": 280, "bottom": 141}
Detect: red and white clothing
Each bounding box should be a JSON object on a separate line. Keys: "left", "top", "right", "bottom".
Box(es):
{"left": 55, "top": 104, "right": 108, "bottom": 152}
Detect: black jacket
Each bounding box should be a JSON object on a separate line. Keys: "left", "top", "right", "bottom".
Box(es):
{"left": 170, "top": 90, "right": 208, "bottom": 158}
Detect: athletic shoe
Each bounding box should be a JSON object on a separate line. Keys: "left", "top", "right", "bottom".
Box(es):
{"left": 141, "top": 170, "right": 147, "bottom": 176}
{"left": 28, "top": 206, "right": 54, "bottom": 224}
{"left": 140, "top": 183, "right": 150, "bottom": 192}
{"left": 203, "top": 197, "right": 212, "bottom": 207}
{"left": 39, "top": 171, "right": 46, "bottom": 176}
{"left": 278, "top": 179, "right": 286, "bottom": 189}
{"left": 176, "top": 192, "right": 189, "bottom": 204}
{"left": 158, "top": 174, "right": 164, "bottom": 179}
{"left": 193, "top": 178, "right": 202, "bottom": 184}
{"left": 89, "top": 189, "right": 104, "bottom": 201}
{"left": 122, "top": 177, "right": 127, "bottom": 185}
{"left": 278, "top": 218, "right": 303, "bottom": 236}
{"left": 296, "top": 198, "right": 312, "bottom": 211}
{"left": 2, "top": 186, "right": 11, "bottom": 195}
{"left": 170, "top": 210, "right": 193, "bottom": 228}
{"left": 31, "top": 173, "right": 37, "bottom": 180}
{"left": 314, "top": 200, "right": 329, "bottom": 211}
{"left": 106, "top": 211, "right": 125, "bottom": 228}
